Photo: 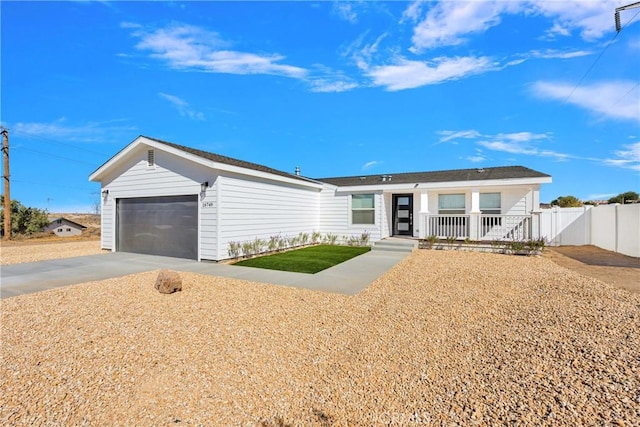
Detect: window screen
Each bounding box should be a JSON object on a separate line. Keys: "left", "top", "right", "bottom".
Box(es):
{"left": 438, "top": 194, "right": 465, "bottom": 214}
{"left": 352, "top": 194, "right": 375, "bottom": 224}
{"left": 480, "top": 193, "right": 501, "bottom": 214}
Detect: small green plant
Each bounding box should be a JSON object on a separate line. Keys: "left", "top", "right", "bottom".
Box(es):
{"left": 299, "top": 232, "right": 309, "bottom": 246}
{"left": 289, "top": 236, "right": 300, "bottom": 248}
{"left": 464, "top": 237, "right": 472, "bottom": 244}
{"left": 228, "top": 241, "right": 241, "bottom": 259}
{"left": 421, "top": 234, "right": 438, "bottom": 249}
{"left": 277, "top": 236, "right": 287, "bottom": 251}
{"left": 242, "top": 241, "right": 254, "bottom": 257}
{"left": 268, "top": 235, "right": 280, "bottom": 252}
{"left": 323, "top": 233, "right": 338, "bottom": 245}
{"left": 346, "top": 235, "right": 360, "bottom": 246}
{"left": 525, "top": 238, "right": 546, "bottom": 254}
{"left": 359, "top": 231, "right": 371, "bottom": 246}
{"left": 311, "top": 231, "right": 322, "bottom": 244}
{"left": 445, "top": 236, "right": 457, "bottom": 245}
{"left": 252, "top": 238, "right": 265, "bottom": 255}
{"left": 508, "top": 240, "right": 526, "bottom": 253}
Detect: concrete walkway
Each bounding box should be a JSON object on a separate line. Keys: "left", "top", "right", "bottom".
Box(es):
{"left": 1, "top": 243, "right": 415, "bottom": 299}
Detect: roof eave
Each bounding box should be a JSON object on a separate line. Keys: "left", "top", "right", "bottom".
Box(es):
{"left": 335, "top": 176, "right": 552, "bottom": 192}
{"left": 89, "top": 136, "right": 323, "bottom": 190}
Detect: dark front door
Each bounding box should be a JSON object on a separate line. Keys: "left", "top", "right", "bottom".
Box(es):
{"left": 392, "top": 194, "right": 413, "bottom": 236}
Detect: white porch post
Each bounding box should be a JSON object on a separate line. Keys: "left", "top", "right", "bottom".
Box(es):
{"left": 469, "top": 189, "right": 481, "bottom": 240}
{"left": 530, "top": 186, "right": 542, "bottom": 240}
{"left": 419, "top": 192, "right": 430, "bottom": 238}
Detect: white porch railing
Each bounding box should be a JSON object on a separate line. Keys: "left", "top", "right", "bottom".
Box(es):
{"left": 426, "top": 215, "right": 470, "bottom": 239}
{"left": 424, "top": 214, "right": 532, "bottom": 241}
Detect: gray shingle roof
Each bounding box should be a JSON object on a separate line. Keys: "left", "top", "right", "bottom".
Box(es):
{"left": 146, "top": 136, "right": 549, "bottom": 187}
{"left": 316, "top": 166, "right": 550, "bottom": 187}
{"left": 146, "top": 136, "right": 312, "bottom": 183}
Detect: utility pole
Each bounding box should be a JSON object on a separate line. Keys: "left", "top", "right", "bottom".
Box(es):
{"left": 2, "top": 127, "right": 10, "bottom": 240}
{"left": 615, "top": 2, "right": 640, "bottom": 32}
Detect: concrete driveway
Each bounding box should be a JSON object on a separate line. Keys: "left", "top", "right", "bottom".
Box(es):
{"left": 1, "top": 248, "right": 412, "bottom": 299}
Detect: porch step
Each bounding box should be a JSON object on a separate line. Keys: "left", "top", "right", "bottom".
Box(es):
{"left": 372, "top": 238, "right": 417, "bottom": 253}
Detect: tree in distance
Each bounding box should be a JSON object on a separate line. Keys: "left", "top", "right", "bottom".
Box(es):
{"left": 550, "top": 195, "right": 583, "bottom": 208}
{"left": 0, "top": 196, "right": 49, "bottom": 236}
{"left": 608, "top": 191, "right": 639, "bottom": 204}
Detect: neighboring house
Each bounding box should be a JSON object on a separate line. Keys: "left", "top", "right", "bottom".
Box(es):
{"left": 89, "top": 136, "right": 552, "bottom": 261}
{"left": 44, "top": 217, "right": 87, "bottom": 237}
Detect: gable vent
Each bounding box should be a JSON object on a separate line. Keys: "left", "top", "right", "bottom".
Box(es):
{"left": 147, "top": 149, "right": 155, "bottom": 167}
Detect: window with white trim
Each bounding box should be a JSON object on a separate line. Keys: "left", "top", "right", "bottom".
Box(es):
{"left": 480, "top": 192, "right": 502, "bottom": 231}
{"left": 352, "top": 194, "right": 375, "bottom": 225}
{"left": 438, "top": 194, "right": 465, "bottom": 214}
{"left": 479, "top": 192, "right": 501, "bottom": 214}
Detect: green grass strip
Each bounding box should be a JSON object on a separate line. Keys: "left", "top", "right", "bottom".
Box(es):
{"left": 233, "top": 245, "right": 371, "bottom": 274}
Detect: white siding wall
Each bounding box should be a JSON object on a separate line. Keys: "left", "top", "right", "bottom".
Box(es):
{"left": 101, "top": 196, "right": 114, "bottom": 250}
{"left": 99, "top": 146, "right": 216, "bottom": 259}
{"left": 318, "top": 185, "right": 347, "bottom": 234}
{"left": 217, "top": 173, "right": 320, "bottom": 259}
{"left": 318, "top": 186, "right": 383, "bottom": 242}
{"left": 200, "top": 179, "right": 218, "bottom": 261}
{"left": 500, "top": 187, "right": 533, "bottom": 215}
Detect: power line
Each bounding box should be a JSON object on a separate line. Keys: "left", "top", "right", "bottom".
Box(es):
{"left": 11, "top": 129, "right": 112, "bottom": 157}
{"left": 612, "top": 81, "right": 640, "bottom": 108}
{"left": 563, "top": 7, "right": 640, "bottom": 105}
{"left": 12, "top": 146, "right": 98, "bottom": 166}
{"left": 11, "top": 179, "right": 98, "bottom": 192}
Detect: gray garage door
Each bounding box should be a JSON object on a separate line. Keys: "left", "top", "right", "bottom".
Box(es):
{"left": 116, "top": 195, "right": 198, "bottom": 260}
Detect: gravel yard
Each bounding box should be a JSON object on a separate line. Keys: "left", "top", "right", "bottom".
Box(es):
{"left": 1, "top": 250, "right": 639, "bottom": 425}
{"left": 0, "top": 240, "right": 104, "bottom": 265}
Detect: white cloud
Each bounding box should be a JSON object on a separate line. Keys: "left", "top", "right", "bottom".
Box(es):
{"left": 477, "top": 132, "right": 571, "bottom": 161}
{"left": 529, "top": 49, "right": 593, "bottom": 59}
{"left": 309, "top": 79, "right": 358, "bottom": 93}
{"left": 405, "top": 0, "right": 624, "bottom": 52}
{"left": 532, "top": 80, "right": 640, "bottom": 122}
{"left": 365, "top": 56, "right": 497, "bottom": 91}
{"left": 400, "top": 1, "right": 424, "bottom": 23}
{"left": 529, "top": 0, "right": 623, "bottom": 41}
{"left": 11, "top": 118, "right": 136, "bottom": 143}
{"left": 437, "top": 130, "right": 482, "bottom": 143}
{"left": 407, "top": 1, "right": 512, "bottom": 52}
{"left": 441, "top": 129, "right": 640, "bottom": 170}
{"left": 362, "top": 160, "right": 382, "bottom": 171}
{"left": 158, "top": 92, "right": 204, "bottom": 120}
{"left": 333, "top": 2, "right": 358, "bottom": 23}
{"left": 439, "top": 129, "right": 573, "bottom": 161}
{"left": 466, "top": 148, "right": 487, "bottom": 163}
{"left": 129, "top": 22, "right": 307, "bottom": 79}
{"left": 602, "top": 142, "right": 640, "bottom": 171}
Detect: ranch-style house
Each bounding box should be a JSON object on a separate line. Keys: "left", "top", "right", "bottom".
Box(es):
{"left": 89, "top": 135, "right": 552, "bottom": 261}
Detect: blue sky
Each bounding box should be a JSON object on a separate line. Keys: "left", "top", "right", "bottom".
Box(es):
{"left": 1, "top": 0, "right": 639, "bottom": 213}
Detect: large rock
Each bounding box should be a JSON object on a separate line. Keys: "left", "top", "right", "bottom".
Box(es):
{"left": 155, "top": 270, "right": 182, "bottom": 294}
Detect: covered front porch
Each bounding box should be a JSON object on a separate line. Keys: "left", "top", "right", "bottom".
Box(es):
{"left": 385, "top": 186, "right": 544, "bottom": 242}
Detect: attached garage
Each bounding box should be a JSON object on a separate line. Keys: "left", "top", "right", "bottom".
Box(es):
{"left": 116, "top": 195, "right": 198, "bottom": 260}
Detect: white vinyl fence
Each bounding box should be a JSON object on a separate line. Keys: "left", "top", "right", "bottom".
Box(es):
{"left": 539, "top": 204, "right": 640, "bottom": 257}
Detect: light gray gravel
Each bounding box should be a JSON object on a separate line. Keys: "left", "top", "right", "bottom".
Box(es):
{"left": 1, "top": 250, "right": 639, "bottom": 425}
{"left": 0, "top": 240, "right": 104, "bottom": 265}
